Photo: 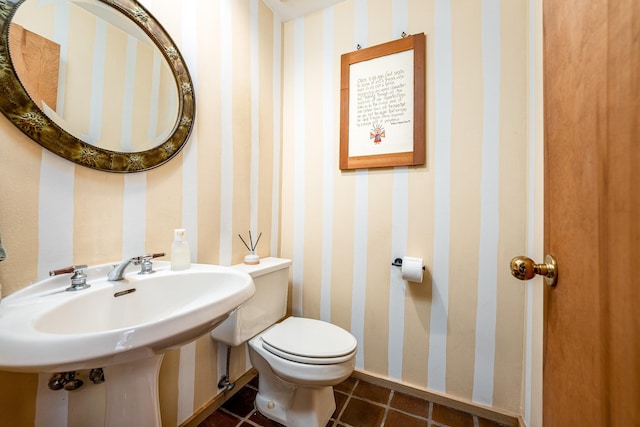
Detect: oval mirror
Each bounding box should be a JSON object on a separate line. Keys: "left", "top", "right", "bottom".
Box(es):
{"left": 0, "top": 0, "right": 195, "bottom": 172}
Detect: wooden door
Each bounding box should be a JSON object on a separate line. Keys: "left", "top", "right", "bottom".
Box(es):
{"left": 543, "top": 0, "right": 640, "bottom": 425}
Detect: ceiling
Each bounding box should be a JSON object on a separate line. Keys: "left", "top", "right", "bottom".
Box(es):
{"left": 262, "top": 0, "right": 346, "bottom": 22}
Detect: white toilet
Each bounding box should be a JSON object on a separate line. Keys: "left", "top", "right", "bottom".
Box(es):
{"left": 210, "top": 257, "right": 357, "bottom": 427}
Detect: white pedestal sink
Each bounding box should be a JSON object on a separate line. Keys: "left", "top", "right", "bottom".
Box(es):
{"left": 0, "top": 261, "right": 255, "bottom": 426}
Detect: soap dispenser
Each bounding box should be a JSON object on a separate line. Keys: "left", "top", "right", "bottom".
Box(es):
{"left": 171, "top": 228, "right": 191, "bottom": 271}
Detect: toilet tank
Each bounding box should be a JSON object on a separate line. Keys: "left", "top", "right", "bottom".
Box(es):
{"left": 210, "top": 257, "right": 291, "bottom": 346}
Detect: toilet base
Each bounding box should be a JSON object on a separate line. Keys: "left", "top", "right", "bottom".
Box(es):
{"left": 255, "top": 383, "right": 335, "bottom": 427}
{"left": 247, "top": 320, "right": 356, "bottom": 427}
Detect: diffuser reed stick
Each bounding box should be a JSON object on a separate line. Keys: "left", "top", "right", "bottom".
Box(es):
{"left": 253, "top": 232, "right": 262, "bottom": 250}
{"left": 238, "top": 234, "right": 251, "bottom": 251}
{"left": 238, "top": 231, "right": 262, "bottom": 252}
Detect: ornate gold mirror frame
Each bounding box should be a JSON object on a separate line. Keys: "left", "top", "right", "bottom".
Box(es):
{"left": 0, "top": 0, "right": 195, "bottom": 172}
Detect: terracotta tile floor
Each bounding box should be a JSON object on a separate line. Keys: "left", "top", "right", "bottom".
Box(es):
{"left": 198, "top": 375, "right": 512, "bottom": 427}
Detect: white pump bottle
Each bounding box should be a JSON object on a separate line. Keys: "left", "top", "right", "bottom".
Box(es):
{"left": 171, "top": 229, "right": 191, "bottom": 271}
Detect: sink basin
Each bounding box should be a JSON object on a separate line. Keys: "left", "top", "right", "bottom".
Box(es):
{"left": 0, "top": 261, "right": 255, "bottom": 426}
{"left": 0, "top": 261, "right": 254, "bottom": 372}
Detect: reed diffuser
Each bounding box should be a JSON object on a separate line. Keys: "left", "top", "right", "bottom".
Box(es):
{"left": 239, "top": 231, "right": 261, "bottom": 265}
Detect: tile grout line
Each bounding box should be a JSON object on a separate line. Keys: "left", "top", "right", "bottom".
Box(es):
{"left": 428, "top": 401, "right": 434, "bottom": 426}
{"left": 385, "top": 400, "right": 431, "bottom": 423}
{"left": 333, "top": 378, "right": 358, "bottom": 426}
{"left": 380, "top": 389, "right": 394, "bottom": 426}
{"left": 244, "top": 400, "right": 261, "bottom": 427}
{"left": 217, "top": 384, "right": 262, "bottom": 427}
{"left": 336, "top": 380, "right": 435, "bottom": 427}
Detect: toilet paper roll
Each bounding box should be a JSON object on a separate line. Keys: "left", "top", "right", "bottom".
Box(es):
{"left": 401, "top": 256, "right": 424, "bottom": 283}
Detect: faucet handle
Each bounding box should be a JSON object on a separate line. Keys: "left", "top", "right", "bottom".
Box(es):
{"left": 131, "top": 252, "right": 165, "bottom": 264}
{"left": 138, "top": 253, "right": 165, "bottom": 275}
{"left": 49, "top": 264, "right": 88, "bottom": 277}
{"left": 49, "top": 265, "right": 90, "bottom": 291}
{"left": 146, "top": 252, "right": 165, "bottom": 260}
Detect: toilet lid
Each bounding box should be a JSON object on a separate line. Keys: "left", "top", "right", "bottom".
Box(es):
{"left": 260, "top": 317, "right": 357, "bottom": 364}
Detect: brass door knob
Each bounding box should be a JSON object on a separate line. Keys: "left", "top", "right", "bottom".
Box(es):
{"left": 510, "top": 255, "right": 558, "bottom": 286}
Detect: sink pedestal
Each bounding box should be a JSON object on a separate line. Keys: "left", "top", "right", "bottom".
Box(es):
{"left": 103, "top": 354, "right": 164, "bottom": 427}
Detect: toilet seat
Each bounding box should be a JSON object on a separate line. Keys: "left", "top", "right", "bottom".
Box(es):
{"left": 260, "top": 317, "right": 357, "bottom": 365}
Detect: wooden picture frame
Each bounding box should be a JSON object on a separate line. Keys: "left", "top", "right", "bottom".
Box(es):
{"left": 340, "top": 33, "right": 425, "bottom": 170}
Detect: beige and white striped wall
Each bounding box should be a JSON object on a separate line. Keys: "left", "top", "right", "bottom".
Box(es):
{"left": 0, "top": 0, "right": 543, "bottom": 426}
{"left": 280, "top": 0, "right": 533, "bottom": 414}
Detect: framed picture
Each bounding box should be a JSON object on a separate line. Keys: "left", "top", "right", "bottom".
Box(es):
{"left": 340, "top": 33, "right": 425, "bottom": 170}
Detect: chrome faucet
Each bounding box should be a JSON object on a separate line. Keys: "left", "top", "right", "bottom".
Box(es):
{"left": 108, "top": 258, "right": 137, "bottom": 281}
{"left": 108, "top": 253, "right": 165, "bottom": 281}
{"left": 49, "top": 265, "right": 89, "bottom": 291}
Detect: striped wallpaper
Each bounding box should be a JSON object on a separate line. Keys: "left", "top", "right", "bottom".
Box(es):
{"left": 0, "top": 0, "right": 543, "bottom": 426}
{"left": 280, "top": 0, "right": 530, "bottom": 415}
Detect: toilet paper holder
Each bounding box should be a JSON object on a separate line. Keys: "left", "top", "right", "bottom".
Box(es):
{"left": 391, "top": 257, "right": 425, "bottom": 270}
